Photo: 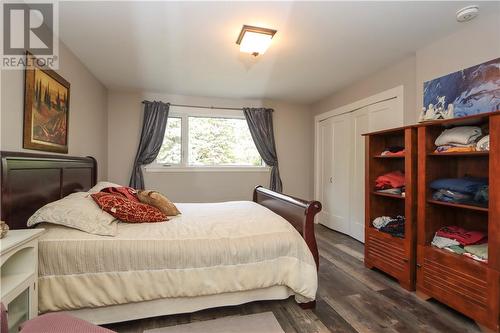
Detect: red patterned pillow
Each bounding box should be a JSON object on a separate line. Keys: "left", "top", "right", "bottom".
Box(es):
{"left": 91, "top": 192, "right": 168, "bottom": 223}
{"left": 100, "top": 186, "right": 139, "bottom": 202}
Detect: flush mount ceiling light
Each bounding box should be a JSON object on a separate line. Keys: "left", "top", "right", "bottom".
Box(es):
{"left": 236, "top": 25, "right": 277, "bottom": 56}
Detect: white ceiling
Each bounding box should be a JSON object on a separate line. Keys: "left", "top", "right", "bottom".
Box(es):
{"left": 59, "top": 1, "right": 499, "bottom": 104}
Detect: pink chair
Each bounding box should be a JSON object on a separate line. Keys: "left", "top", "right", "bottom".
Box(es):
{"left": 1, "top": 303, "right": 115, "bottom": 333}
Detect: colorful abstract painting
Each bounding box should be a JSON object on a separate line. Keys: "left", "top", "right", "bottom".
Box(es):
{"left": 24, "top": 53, "right": 70, "bottom": 153}
{"left": 423, "top": 57, "right": 500, "bottom": 118}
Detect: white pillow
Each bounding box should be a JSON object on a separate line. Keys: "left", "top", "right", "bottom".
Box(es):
{"left": 27, "top": 192, "right": 118, "bottom": 236}
{"left": 88, "top": 181, "right": 123, "bottom": 193}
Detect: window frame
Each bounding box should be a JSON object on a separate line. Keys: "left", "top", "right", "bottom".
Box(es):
{"left": 145, "top": 106, "right": 269, "bottom": 173}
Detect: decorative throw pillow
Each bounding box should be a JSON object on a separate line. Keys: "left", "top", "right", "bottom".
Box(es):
{"left": 27, "top": 192, "right": 118, "bottom": 236}
{"left": 88, "top": 181, "right": 123, "bottom": 193}
{"left": 137, "top": 190, "right": 181, "bottom": 216}
{"left": 91, "top": 192, "right": 168, "bottom": 223}
{"left": 101, "top": 186, "right": 139, "bottom": 202}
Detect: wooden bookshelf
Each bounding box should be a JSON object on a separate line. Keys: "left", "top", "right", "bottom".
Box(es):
{"left": 363, "top": 127, "right": 417, "bottom": 291}
{"left": 416, "top": 112, "right": 499, "bottom": 332}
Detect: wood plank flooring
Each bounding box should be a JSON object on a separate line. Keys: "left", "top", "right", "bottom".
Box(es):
{"left": 105, "top": 225, "right": 482, "bottom": 333}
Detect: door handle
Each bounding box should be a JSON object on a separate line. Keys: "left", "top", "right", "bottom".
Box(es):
{"left": 329, "top": 177, "right": 333, "bottom": 183}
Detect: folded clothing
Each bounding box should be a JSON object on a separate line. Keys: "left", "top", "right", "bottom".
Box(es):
{"left": 376, "top": 187, "right": 404, "bottom": 196}
{"left": 372, "top": 216, "right": 392, "bottom": 229}
{"left": 379, "top": 216, "right": 405, "bottom": 238}
{"left": 444, "top": 245, "right": 467, "bottom": 255}
{"left": 474, "top": 185, "right": 489, "bottom": 204}
{"left": 381, "top": 146, "right": 405, "bottom": 156}
{"left": 464, "top": 243, "right": 488, "bottom": 260}
{"left": 431, "top": 235, "right": 460, "bottom": 248}
{"left": 434, "top": 126, "right": 482, "bottom": 146}
{"left": 434, "top": 145, "right": 476, "bottom": 153}
{"left": 375, "top": 171, "right": 405, "bottom": 190}
{"left": 435, "top": 226, "right": 486, "bottom": 246}
{"left": 476, "top": 135, "right": 490, "bottom": 151}
{"left": 429, "top": 177, "right": 488, "bottom": 195}
{"left": 432, "top": 189, "right": 473, "bottom": 204}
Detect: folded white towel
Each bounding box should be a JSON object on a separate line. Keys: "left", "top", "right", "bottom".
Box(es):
{"left": 476, "top": 135, "right": 490, "bottom": 151}
{"left": 435, "top": 126, "right": 482, "bottom": 146}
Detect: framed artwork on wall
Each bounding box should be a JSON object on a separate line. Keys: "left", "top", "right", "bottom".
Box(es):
{"left": 23, "top": 52, "right": 70, "bottom": 153}
{"left": 421, "top": 57, "right": 499, "bottom": 121}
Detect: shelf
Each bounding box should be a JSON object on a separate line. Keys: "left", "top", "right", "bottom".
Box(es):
{"left": 1, "top": 273, "right": 32, "bottom": 299}
{"left": 427, "top": 199, "right": 488, "bottom": 212}
{"left": 373, "top": 154, "right": 405, "bottom": 159}
{"left": 372, "top": 191, "right": 405, "bottom": 200}
{"left": 428, "top": 151, "right": 489, "bottom": 157}
{"left": 417, "top": 110, "right": 499, "bottom": 128}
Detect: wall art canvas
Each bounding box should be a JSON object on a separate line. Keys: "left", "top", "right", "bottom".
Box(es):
{"left": 24, "top": 52, "right": 70, "bottom": 153}
{"left": 423, "top": 57, "right": 499, "bottom": 119}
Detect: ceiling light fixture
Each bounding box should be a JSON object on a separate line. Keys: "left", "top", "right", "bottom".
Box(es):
{"left": 236, "top": 25, "right": 277, "bottom": 56}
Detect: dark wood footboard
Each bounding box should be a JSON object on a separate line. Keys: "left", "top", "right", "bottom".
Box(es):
{"left": 253, "top": 186, "right": 322, "bottom": 269}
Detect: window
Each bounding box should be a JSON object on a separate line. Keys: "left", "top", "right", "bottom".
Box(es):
{"left": 151, "top": 107, "right": 265, "bottom": 171}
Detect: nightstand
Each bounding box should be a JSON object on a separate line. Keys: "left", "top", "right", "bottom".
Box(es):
{"left": 1, "top": 229, "right": 45, "bottom": 333}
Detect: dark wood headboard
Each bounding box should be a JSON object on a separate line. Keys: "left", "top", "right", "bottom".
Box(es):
{"left": 1, "top": 151, "right": 97, "bottom": 230}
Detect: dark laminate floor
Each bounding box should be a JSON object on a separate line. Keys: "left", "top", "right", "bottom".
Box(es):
{"left": 106, "top": 224, "right": 482, "bottom": 333}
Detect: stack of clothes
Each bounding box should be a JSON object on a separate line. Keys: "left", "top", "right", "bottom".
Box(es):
{"left": 372, "top": 216, "right": 405, "bottom": 238}
{"left": 430, "top": 177, "right": 488, "bottom": 207}
{"left": 431, "top": 226, "right": 488, "bottom": 263}
{"left": 434, "top": 126, "right": 489, "bottom": 153}
{"left": 380, "top": 146, "right": 405, "bottom": 157}
{"left": 375, "top": 170, "right": 405, "bottom": 196}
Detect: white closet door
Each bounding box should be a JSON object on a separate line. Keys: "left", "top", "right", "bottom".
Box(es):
{"left": 368, "top": 98, "right": 403, "bottom": 132}
{"left": 349, "top": 107, "right": 369, "bottom": 242}
{"left": 318, "top": 119, "right": 333, "bottom": 226}
{"left": 319, "top": 114, "right": 351, "bottom": 234}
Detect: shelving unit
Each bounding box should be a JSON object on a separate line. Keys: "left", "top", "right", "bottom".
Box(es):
{"left": 364, "top": 126, "right": 417, "bottom": 291}
{"left": 416, "top": 111, "right": 500, "bottom": 332}
{"left": 1, "top": 229, "right": 45, "bottom": 332}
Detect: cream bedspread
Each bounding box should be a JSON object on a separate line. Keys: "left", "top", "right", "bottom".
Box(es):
{"left": 37, "top": 201, "right": 318, "bottom": 312}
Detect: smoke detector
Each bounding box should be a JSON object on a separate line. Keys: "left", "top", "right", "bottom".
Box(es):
{"left": 456, "top": 5, "right": 479, "bottom": 22}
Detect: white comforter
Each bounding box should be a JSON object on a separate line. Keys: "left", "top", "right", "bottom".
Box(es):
{"left": 37, "top": 201, "right": 318, "bottom": 312}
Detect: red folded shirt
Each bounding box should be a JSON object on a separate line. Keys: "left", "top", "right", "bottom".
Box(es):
{"left": 436, "top": 226, "right": 486, "bottom": 246}
{"left": 375, "top": 171, "right": 405, "bottom": 190}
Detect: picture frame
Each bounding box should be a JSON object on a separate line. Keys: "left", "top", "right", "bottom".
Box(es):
{"left": 23, "top": 51, "right": 70, "bottom": 153}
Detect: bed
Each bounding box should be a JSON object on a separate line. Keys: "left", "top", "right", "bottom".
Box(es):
{"left": 0, "top": 151, "right": 321, "bottom": 325}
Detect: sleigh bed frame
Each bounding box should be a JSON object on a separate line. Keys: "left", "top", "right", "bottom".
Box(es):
{"left": 0, "top": 151, "right": 321, "bottom": 324}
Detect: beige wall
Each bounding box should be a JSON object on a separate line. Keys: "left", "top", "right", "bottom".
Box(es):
{"left": 416, "top": 13, "right": 500, "bottom": 112}
{"left": 312, "top": 56, "right": 417, "bottom": 124}
{"left": 107, "top": 91, "right": 313, "bottom": 202}
{"left": 0, "top": 43, "right": 108, "bottom": 179}
{"left": 311, "top": 14, "right": 500, "bottom": 124}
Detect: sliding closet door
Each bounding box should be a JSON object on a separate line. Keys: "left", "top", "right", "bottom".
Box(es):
{"left": 368, "top": 98, "right": 403, "bottom": 131}
{"left": 319, "top": 114, "right": 351, "bottom": 234}
{"left": 349, "top": 107, "right": 369, "bottom": 242}
{"left": 318, "top": 118, "right": 334, "bottom": 227}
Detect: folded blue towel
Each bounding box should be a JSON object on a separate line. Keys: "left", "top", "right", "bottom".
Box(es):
{"left": 429, "top": 177, "right": 488, "bottom": 194}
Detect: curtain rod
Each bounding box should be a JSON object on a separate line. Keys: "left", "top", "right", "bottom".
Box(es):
{"left": 141, "top": 101, "right": 273, "bottom": 112}
{"left": 142, "top": 101, "right": 243, "bottom": 111}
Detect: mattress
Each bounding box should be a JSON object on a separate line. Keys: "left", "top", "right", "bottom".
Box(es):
{"left": 37, "top": 201, "right": 317, "bottom": 312}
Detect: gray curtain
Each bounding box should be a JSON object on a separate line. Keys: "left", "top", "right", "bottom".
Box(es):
{"left": 129, "top": 101, "right": 170, "bottom": 189}
{"left": 243, "top": 107, "right": 283, "bottom": 192}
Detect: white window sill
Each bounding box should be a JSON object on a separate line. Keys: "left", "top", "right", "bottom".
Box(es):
{"left": 144, "top": 166, "right": 271, "bottom": 173}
